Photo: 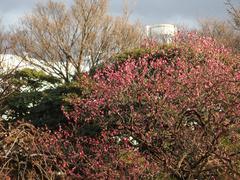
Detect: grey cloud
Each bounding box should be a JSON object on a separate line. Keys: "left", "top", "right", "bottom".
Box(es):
{"left": 0, "top": 0, "right": 239, "bottom": 28}
{"left": 0, "top": 0, "right": 40, "bottom": 13}
{"left": 109, "top": 0, "right": 239, "bottom": 28}
{"left": 0, "top": 0, "right": 71, "bottom": 27}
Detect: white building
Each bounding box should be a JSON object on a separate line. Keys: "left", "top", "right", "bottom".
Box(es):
{"left": 145, "top": 24, "right": 177, "bottom": 43}
{"left": 0, "top": 54, "right": 90, "bottom": 77}
{"left": 0, "top": 54, "right": 33, "bottom": 71}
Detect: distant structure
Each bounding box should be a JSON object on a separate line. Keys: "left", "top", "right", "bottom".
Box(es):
{"left": 0, "top": 54, "right": 33, "bottom": 72}
{"left": 0, "top": 54, "right": 89, "bottom": 76}
{"left": 145, "top": 24, "right": 177, "bottom": 44}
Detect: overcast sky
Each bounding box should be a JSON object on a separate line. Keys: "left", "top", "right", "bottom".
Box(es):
{"left": 0, "top": 0, "right": 239, "bottom": 29}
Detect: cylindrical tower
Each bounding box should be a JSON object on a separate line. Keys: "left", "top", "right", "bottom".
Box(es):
{"left": 145, "top": 24, "right": 177, "bottom": 43}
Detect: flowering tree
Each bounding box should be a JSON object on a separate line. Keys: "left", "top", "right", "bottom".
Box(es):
{"left": 61, "top": 33, "right": 240, "bottom": 178}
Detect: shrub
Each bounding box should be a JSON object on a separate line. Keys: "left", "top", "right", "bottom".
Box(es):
{"left": 2, "top": 69, "right": 93, "bottom": 128}
{"left": 0, "top": 120, "right": 64, "bottom": 179}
